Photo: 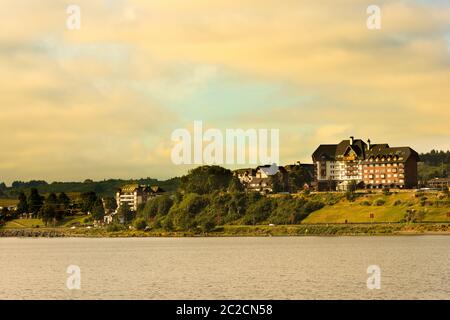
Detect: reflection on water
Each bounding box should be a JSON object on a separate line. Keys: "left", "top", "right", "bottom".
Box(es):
{"left": 0, "top": 236, "right": 449, "bottom": 299}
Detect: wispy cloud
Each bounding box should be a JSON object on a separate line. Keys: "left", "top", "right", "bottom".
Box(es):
{"left": 0, "top": 0, "right": 449, "bottom": 183}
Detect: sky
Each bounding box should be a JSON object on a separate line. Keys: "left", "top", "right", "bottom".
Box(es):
{"left": 0, "top": 0, "right": 449, "bottom": 184}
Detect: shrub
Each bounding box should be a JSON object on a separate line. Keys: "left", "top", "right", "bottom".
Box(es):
{"left": 133, "top": 217, "right": 147, "bottom": 231}
{"left": 360, "top": 201, "right": 371, "bottom": 206}
{"left": 243, "top": 198, "right": 275, "bottom": 225}
{"left": 83, "top": 217, "right": 92, "bottom": 224}
{"left": 373, "top": 198, "right": 386, "bottom": 206}
{"left": 106, "top": 223, "right": 125, "bottom": 232}
{"left": 345, "top": 191, "right": 357, "bottom": 202}
{"left": 196, "top": 214, "right": 216, "bottom": 233}
{"left": 393, "top": 200, "right": 402, "bottom": 206}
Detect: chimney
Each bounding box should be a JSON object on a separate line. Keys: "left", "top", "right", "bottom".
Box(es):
{"left": 350, "top": 136, "right": 354, "bottom": 145}
{"left": 367, "top": 139, "right": 371, "bottom": 150}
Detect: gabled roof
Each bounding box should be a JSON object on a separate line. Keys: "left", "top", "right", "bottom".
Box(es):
{"left": 365, "top": 146, "right": 420, "bottom": 162}
{"left": 312, "top": 139, "right": 367, "bottom": 161}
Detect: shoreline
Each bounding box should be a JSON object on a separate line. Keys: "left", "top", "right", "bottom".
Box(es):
{"left": 1, "top": 223, "right": 449, "bottom": 238}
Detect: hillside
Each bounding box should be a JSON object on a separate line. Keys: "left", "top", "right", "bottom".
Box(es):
{"left": 303, "top": 191, "right": 450, "bottom": 224}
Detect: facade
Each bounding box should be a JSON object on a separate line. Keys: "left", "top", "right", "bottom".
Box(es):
{"left": 312, "top": 137, "right": 419, "bottom": 191}
{"left": 427, "top": 177, "right": 450, "bottom": 190}
{"left": 234, "top": 165, "right": 288, "bottom": 193}
{"left": 234, "top": 164, "right": 312, "bottom": 193}
{"left": 115, "top": 184, "right": 165, "bottom": 212}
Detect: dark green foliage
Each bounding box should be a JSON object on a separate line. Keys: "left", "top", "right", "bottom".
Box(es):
{"left": 170, "top": 193, "right": 209, "bottom": 230}
{"left": 269, "top": 172, "right": 288, "bottom": 193}
{"left": 117, "top": 202, "right": 132, "bottom": 224}
{"left": 39, "top": 203, "right": 56, "bottom": 226}
{"left": 103, "top": 196, "right": 118, "bottom": 212}
{"left": 28, "top": 188, "right": 43, "bottom": 214}
{"left": 80, "top": 191, "right": 97, "bottom": 213}
{"left": 348, "top": 180, "right": 358, "bottom": 192}
{"left": 373, "top": 198, "right": 386, "bottom": 206}
{"left": 0, "top": 207, "right": 11, "bottom": 221}
{"left": 228, "top": 176, "right": 245, "bottom": 193}
{"left": 16, "top": 192, "right": 28, "bottom": 214}
{"left": 140, "top": 195, "right": 173, "bottom": 220}
{"left": 180, "top": 166, "right": 232, "bottom": 194}
{"left": 196, "top": 213, "right": 216, "bottom": 233}
{"left": 243, "top": 198, "right": 275, "bottom": 225}
{"left": 133, "top": 217, "right": 147, "bottom": 230}
{"left": 2, "top": 177, "right": 180, "bottom": 199}
{"left": 269, "top": 198, "right": 308, "bottom": 224}
{"left": 106, "top": 223, "right": 125, "bottom": 232}
{"left": 345, "top": 191, "right": 357, "bottom": 202}
{"left": 91, "top": 198, "right": 105, "bottom": 221}
{"left": 58, "top": 192, "right": 71, "bottom": 210}
{"left": 288, "top": 165, "right": 312, "bottom": 193}
{"left": 46, "top": 193, "right": 58, "bottom": 206}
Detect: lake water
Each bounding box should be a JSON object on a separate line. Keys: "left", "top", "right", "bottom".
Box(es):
{"left": 0, "top": 236, "right": 449, "bottom": 300}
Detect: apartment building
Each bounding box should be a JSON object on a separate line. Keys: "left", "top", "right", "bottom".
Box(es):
{"left": 312, "top": 137, "right": 419, "bottom": 191}
{"left": 115, "top": 184, "right": 165, "bottom": 211}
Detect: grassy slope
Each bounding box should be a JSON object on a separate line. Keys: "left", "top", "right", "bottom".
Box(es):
{"left": 0, "top": 199, "right": 19, "bottom": 207}
{"left": 303, "top": 191, "right": 450, "bottom": 224}
{"left": 3, "top": 214, "right": 89, "bottom": 229}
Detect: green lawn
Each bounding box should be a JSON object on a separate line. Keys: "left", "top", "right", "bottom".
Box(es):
{"left": 0, "top": 199, "right": 19, "bottom": 207}
{"left": 3, "top": 214, "right": 90, "bottom": 229}
{"left": 303, "top": 191, "right": 450, "bottom": 224}
{"left": 4, "top": 219, "right": 44, "bottom": 228}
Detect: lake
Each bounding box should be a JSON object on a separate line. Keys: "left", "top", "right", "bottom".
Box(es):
{"left": 0, "top": 236, "right": 449, "bottom": 299}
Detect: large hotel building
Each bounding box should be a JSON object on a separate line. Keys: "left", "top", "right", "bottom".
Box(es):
{"left": 312, "top": 137, "right": 419, "bottom": 191}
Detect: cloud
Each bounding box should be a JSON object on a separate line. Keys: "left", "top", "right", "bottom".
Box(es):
{"left": 0, "top": 0, "right": 449, "bottom": 183}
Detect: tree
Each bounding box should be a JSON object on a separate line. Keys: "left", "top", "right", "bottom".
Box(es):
{"left": 170, "top": 193, "right": 209, "bottom": 230}
{"left": 180, "top": 165, "right": 233, "bottom": 194}
{"left": 39, "top": 203, "right": 56, "bottom": 226}
{"left": 133, "top": 217, "right": 147, "bottom": 230}
{"left": 28, "top": 188, "right": 43, "bottom": 215}
{"left": 1, "top": 207, "right": 11, "bottom": 221}
{"left": 16, "top": 192, "right": 28, "bottom": 214}
{"left": 243, "top": 198, "right": 275, "bottom": 225}
{"left": 228, "top": 176, "right": 245, "bottom": 193}
{"left": 80, "top": 191, "right": 97, "bottom": 213}
{"left": 196, "top": 214, "right": 216, "bottom": 233}
{"left": 46, "top": 193, "right": 58, "bottom": 205}
{"left": 103, "top": 196, "right": 118, "bottom": 213}
{"left": 116, "top": 202, "right": 132, "bottom": 224}
{"left": 91, "top": 198, "right": 105, "bottom": 221}
{"left": 140, "top": 195, "right": 174, "bottom": 220}
{"left": 288, "top": 164, "right": 311, "bottom": 193}
{"left": 58, "top": 192, "right": 71, "bottom": 210}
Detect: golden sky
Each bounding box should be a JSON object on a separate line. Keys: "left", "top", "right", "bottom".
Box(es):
{"left": 1, "top": 0, "right": 449, "bottom": 183}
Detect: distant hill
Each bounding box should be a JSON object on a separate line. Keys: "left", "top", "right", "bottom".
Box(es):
{"left": 418, "top": 150, "right": 449, "bottom": 180}
{"left": 0, "top": 177, "right": 180, "bottom": 198}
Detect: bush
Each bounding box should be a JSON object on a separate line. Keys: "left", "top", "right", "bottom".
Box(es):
{"left": 83, "top": 217, "right": 92, "bottom": 224}
{"left": 393, "top": 200, "right": 402, "bottom": 206}
{"left": 360, "top": 201, "right": 371, "bottom": 206}
{"left": 133, "top": 217, "right": 147, "bottom": 231}
{"left": 196, "top": 214, "right": 216, "bottom": 233}
{"left": 243, "top": 198, "right": 275, "bottom": 225}
{"left": 345, "top": 191, "right": 357, "bottom": 202}
{"left": 373, "top": 198, "right": 386, "bottom": 206}
{"left": 106, "top": 223, "right": 125, "bottom": 232}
